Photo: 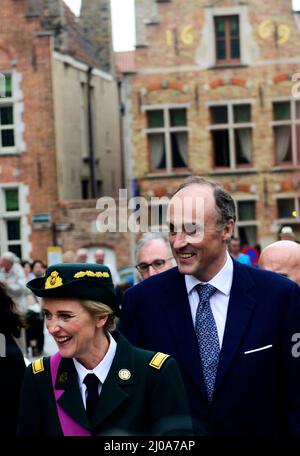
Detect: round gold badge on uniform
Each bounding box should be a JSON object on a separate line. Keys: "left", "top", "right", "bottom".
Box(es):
{"left": 118, "top": 369, "right": 131, "bottom": 380}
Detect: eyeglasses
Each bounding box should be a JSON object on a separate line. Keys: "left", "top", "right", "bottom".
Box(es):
{"left": 136, "top": 258, "right": 173, "bottom": 274}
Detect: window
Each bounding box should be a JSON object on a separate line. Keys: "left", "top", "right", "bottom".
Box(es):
{"left": 214, "top": 15, "right": 240, "bottom": 65}
{"left": 272, "top": 100, "right": 300, "bottom": 166}
{"left": 145, "top": 106, "right": 188, "bottom": 173}
{"left": 0, "top": 74, "right": 15, "bottom": 152}
{"left": 0, "top": 187, "right": 22, "bottom": 258}
{"left": 276, "top": 197, "right": 299, "bottom": 220}
{"left": 236, "top": 200, "right": 257, "bottom": 245}
{"left": 209, "top": 103, "right": 252, "bottom": 169}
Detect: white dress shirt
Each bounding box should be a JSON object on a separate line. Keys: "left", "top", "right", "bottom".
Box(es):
{"left": 185, "top": 252, "right": 233, "bottom": 348}
{"left": 73, "top": 332, "right": 117, "bottom": 409}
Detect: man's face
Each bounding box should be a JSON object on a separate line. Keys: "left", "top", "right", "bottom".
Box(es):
{"left": 137, "top": 239, "right": 173, "bottom": 280}
{"left": 0, "top": 258, "right": 12, "bottom": 272}
{"left": 167, "top": 184, "right": 234, "bottom": 282}
{"left": 259, "top": 244, "right": 300, "bottom": 285}
{"left": 230, "top": 240, "right": 241, "bottom": 255}
{"left": 94, "top": 251, "right": 105, "bottom": 264}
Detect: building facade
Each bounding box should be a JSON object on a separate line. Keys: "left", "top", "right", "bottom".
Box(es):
{"left": 0, "top": 0, "right": 128, "bottom": 268}
{"left": 120, "top": 0, "right": 300, "bottom": 247}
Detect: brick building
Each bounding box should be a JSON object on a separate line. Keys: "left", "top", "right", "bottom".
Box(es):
{"left": 0, "top": 0, "right": 131, "bottom": 270}
{"left": 120, "top": 0, "right": 300, "bottom": 247}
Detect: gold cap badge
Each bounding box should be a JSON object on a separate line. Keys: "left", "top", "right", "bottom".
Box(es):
{"left": 118, "top": 369, "right": 131, "bottom": 381}
{"left": 45, "top": 271, "right": 63, "bottom": 289}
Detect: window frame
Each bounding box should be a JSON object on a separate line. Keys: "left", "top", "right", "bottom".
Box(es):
{"left": 270, "top": 97, "right": 300, "bottom": 168}
{"left": 0, "top": 184, "right": 24, "bottom": 258}
{"left": 275, "top": 195, "right": 300, "bottom": 223}
{"left": 143, "top": 104, "right": 190, "bottom": 174}
{"left": 234, "top": 197, "right": 259, "bottom": 246}
{"left": 207, "top": 99, "right": 254, "bottom": 170}
{"left": 214, "top": 15, "right": 241, "bottom": 65}
{"left": 0, "top": 72, "right": 17, "bottom": 154}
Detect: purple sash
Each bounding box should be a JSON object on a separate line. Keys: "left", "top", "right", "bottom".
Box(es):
{"left": 50, "top": 352, "right": 91, "bottom": 436}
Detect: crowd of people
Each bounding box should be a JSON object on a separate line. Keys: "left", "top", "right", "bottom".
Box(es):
{"left": 1, "top": 176, "right": 300, "bottom": 437}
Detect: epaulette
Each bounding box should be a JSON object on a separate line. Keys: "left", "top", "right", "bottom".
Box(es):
{"left": 149, "top": 352, "right": 170, "bottom": 370}
{"left": 32, "top": 358, "right": 45, "bottom": 374}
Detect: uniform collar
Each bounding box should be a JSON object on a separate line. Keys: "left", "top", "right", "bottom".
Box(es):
{"left": 73, "top": 332, "right": 117, "bottom": 386}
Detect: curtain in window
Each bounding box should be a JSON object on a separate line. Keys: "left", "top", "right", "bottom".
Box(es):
{"left": 175, "top": 132, "right": 187, "bottom": 166}
{"left": 236, "top": 128, "right": 251, "bottom": 162}
{"left": 149, "top": 134, "right": 165, "bottom": 169}
{"left": 274, "top": 126, "right": 291, "bottom": 162}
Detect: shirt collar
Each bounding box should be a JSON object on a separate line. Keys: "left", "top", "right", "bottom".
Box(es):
{"left": 185, "top": 251, "right": 233, "bottom": 296}
{"left": 73, "top": 332, "right": 117, "bottom": 385}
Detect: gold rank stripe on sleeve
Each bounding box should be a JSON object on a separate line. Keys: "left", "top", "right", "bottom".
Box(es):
{"left": 32, "top": 358, "right": 45, "bottom": 374}
{"left": 149, "top": 352, "right": 170, "bottom": 370}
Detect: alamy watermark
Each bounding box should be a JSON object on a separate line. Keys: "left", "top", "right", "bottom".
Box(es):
{"left": 95, "top": 189, "right": 205, "bottom": 242}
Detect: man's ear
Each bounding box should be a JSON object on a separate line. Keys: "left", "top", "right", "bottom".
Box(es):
{"left": 222, "top": 219, "right": 235, "bottom": 242}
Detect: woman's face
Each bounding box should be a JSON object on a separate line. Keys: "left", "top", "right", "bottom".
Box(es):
{"left": 42, "top": 298, "right": 106, "bottom": 362}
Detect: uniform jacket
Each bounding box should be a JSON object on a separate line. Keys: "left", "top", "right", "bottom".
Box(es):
{"left": 17, "top": 332, "right": 192, "bottom": 436}
{"left": 119, "top": 260, "right": 300, "bottom": 436}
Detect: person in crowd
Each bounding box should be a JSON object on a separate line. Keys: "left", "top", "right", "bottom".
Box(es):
{"left": 259, "top": 240, "right": 300, "bottom": 285}
{"left": 0, "top": 252, "right": 27, "bottom": 354}
{"left": 279, "top": 226, "right": 296, "bottom": 241}
{"left": 0, "top": 284, "right": 26, "bottom": 435}
{"left": 18, "top": 263, "right": 192, "bottom": 436}
{"left": 76, "top": 248, "right": 88, "bottom": 263}
{"left": 22, "top": 261, "right": 35, "bottom": 281}
{"left": 120, "top": 176, "right": 300, "bottom": 436}
{"left": 62, "top": 250, "right": 76, "bottom": 263}
{"left": 26, "top": 259, "right": 46, "bottom": 356}
{"left": 0, "top": 252, "right": 27, "bottom": 314}
{"left": 135, "top": 233, "right": 175, "bottom": 281}
{"left": 228, "top": 236, "right": 251, "bottom": 265}
{"left": 94, "top": 249, "right": 121, "bottom": 286}
{"left": 32, "top": 260, "right": 46, "bottom": 278}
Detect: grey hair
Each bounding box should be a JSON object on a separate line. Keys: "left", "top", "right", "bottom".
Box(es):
{"left": 80, "top": 300, "right": 116, "bottom": 332}
{"left": 1, "top": 251, "right": 19, "bottom": 263}
{"left": 135, "top": 232, "right": 173, "bottom": 263}
{"left": 173, "top": 176, "right": 236, "bottom": 230}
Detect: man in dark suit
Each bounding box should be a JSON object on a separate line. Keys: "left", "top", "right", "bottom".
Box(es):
{"left": 120, "top": 176, "right": 300, "bottom": 436}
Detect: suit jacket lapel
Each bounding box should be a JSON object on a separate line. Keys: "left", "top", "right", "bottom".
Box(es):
{"left": 161, "top": 268, "right": 207, "bottom": 399}
{"left": 56, "top": 357, "right": 91, "bottom": 431}
{"left": 215, "top": 260, "right": 256, "bottom": 391}
{"left": 92, "top": 333, "right": 133, "bottom": 430}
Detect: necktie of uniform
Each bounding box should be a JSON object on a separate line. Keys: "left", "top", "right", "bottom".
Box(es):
{"left": 195, "top": 283, "right": 219, "bottom": 403}
{"left": 83, "top": 373, "right": 100, "bottom": 423}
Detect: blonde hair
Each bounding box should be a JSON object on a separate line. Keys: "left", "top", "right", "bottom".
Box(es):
{"left": 80, "top": 300, "right": 116, "bottom": 332}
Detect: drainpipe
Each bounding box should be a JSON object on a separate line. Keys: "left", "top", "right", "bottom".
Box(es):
{"left": 117, "top": 78, "right": 125, "bottom": 188}
{"left": 87, "top": 66, "right": 97, "bottom": 198}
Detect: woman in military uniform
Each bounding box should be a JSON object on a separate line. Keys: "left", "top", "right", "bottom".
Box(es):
{"left": 17, "top": 263, "right": 192, "bottom": 436}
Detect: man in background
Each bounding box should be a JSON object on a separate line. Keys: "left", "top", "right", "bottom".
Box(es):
{"left": 259, "top": 240, "right": 300, "bottom": 285}
{"left": 229, "top": 236, "right": 251, "bottom": 265}
{"left": 76, "top": 248, "right": 88, "bottom": 263}
{"left": 135, "top": 232, "right": 175, "bottom": 281}
{"left": 94, "top": 248, "right": 120, "bottom": 286}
